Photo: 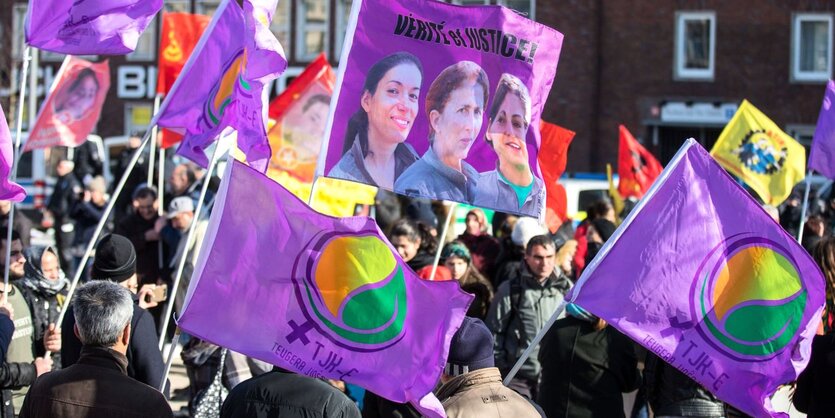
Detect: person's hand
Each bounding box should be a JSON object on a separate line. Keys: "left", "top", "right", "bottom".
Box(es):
{"left": 327, "top": 379, "right": 347, "bottom": 392}
{"left": 144, "top": 228, "right": 160, "bottom": 242}
{"left": 0, "top": 293, "right": 14, "bottom": 320}
{"left": 154, "top": 217, "right": 167, "bottom": 233}
{"left": 138, "top": 284, "right": 158, "bottom": 309}
{"left": 43, "top": 324, "right": 61, "bottom": 353}
{"left": 34, "top": 357, "right": 52, "bottom": 376}
{"left": 83, "top": 190, "right": 91, "bottom": 202}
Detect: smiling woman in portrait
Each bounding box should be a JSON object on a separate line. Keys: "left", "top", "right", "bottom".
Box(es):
{"left": 328, "top": 52, "right": 423, "bottom": 189}
{"left": 395, "top": 61, "right": 489, "bottom": 202}
{"left": 53, "top": 68, "right": 100, "bottom": 124}
{"left": 473, "top": 73, "right": 544, "bottom": 216}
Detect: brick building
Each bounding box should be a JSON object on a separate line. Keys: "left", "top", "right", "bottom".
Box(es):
{"left": 0, "top": 0, "right": 832, "bottom": 172}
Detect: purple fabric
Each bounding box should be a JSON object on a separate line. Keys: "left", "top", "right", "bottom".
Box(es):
{"left": 320, "top": 0, "right": 562, "bottom": 218}
{"left": 178, "top": 160, "right": 472, "bottom": 418}
{"left": 0, "top": 105, "right": 25, "bottom": 202}
{"left": 567, "top": 139, "right": 825, "bottom": 417}
{"left": 153, "top": 0, "right": 286, "bottom": 172}
{"left": 810, "top": 80, "right": 835, "bottom": 179}
{"left": 25, "top": 0, "right": 162, "bottom": 55}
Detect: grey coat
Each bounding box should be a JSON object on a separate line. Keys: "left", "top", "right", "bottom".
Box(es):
{"left": 328, "top": 137, "right": 418, "bottom": 187}
{"left": 394, "top": 146, "right": 478, "bottom": 202}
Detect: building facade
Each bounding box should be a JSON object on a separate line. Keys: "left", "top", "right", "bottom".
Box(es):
{"left": 0, "top": 0, "right": 832, "bottom": 172}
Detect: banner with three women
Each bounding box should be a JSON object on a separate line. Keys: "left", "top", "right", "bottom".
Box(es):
{"left": 319, "top": 0, "right": 563, "bottom": 219}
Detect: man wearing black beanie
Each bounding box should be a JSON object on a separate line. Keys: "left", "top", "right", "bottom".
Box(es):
{"left": 60, "top": 234, "right": 168, "bottom": 396}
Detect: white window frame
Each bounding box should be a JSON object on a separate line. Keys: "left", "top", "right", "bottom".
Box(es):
{"left": 270, "top": 1, "right": 292, "bottom": 59}
{"left": 296, "top": 0, "right": 329, "bottom": 62}
{"left": 126, "top": 16, "right": 157, "bottom": 62}
{"left": 12, "top": 4, "right": 28, "bottom": 61}
{"left": 674, "top": 11, "right": 716, "bottom": 81}
{"left": 334, "top": 0, "right": 352, "bottom": 60}
{"left": 791, "top": 13, "right": 833, "bottom": 83}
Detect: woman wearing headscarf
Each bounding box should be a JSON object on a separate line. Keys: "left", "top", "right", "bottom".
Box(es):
{"left": 19, "top": 246, "right": 69, "bottom": 368}
{"left": 456, "top": 208, "right": 500, "bottom": 280}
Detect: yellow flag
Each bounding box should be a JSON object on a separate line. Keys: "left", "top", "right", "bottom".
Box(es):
{"left": 709, "top": 100, "right": 805, "bottom": 205}
{"left": 606, "top": 164, "right": 625, "bottom": 217}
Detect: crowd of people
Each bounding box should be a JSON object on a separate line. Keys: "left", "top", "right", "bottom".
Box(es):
{"left": 0, "top": 146, "right": 831, "bottom": 418}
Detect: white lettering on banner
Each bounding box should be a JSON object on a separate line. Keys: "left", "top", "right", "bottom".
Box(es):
{"left": 117, "top": 66, "right": 157, "bottom": 99}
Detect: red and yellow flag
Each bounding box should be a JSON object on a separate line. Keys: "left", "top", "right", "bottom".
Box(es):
{"left": 618, "top": 124, "right": 663, "bottom": 199}
{"left": 156, "top": 12, "right": 211, "bottom": 95}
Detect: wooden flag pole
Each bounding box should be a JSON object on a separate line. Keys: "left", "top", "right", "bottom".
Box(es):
{"left": 797, "top": 172, "right": 812, "bottom": 244}
{"left": 429, "top": 202, "right": 457, "bottom": 281}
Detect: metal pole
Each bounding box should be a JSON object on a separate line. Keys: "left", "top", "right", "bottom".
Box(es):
{"left": 56, "top": 130, "right": 154, "bottom": 326}
{"left": 147, "top": 94, "right": 161, "bottom": 186}
{"left": 4, "top": 46, "right": 31, "bottom": 294}
{"left": 429, "top": 202, "right": 457, "bottom": 281}
{"left": 503, "top": 299, "right": 567, "bottom": 386}
{"left": 157, "top": 146, "right": 166, "bottom": 270}
{"left": 159, "top": 327, "right": 181, "bottom": 392}
{"left": 158, "top": 145, "right": 221, "bottom": 348}
{"left": 797, "top": 172, "right": 812, "bottom": 244}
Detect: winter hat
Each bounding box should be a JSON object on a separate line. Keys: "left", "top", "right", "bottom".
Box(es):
{"left": 590, "top": 218, "right": 616, "bottom": 243}
{"left": 92, "top": 234, "right": 136, "bottom": 283}
{"left": 405, "top": 198, "right": 438, "bottom": 230}
{"left": 167, "top": 196, "right": 194, "bottom": 219}
{"left": 511, "top": 217, "right": 546, "bottom": 248}
{"left": 441, "top": 241, "right": 471, "bottom": 263}
{"left": 445, "top": 317, "right": 494, "bottom": 376}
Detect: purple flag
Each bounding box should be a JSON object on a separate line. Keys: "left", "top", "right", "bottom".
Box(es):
{"left": 178, "top": 160, "right": 472, "bottom": 417}
{"left": 0, "top": 106, "right": 26, "bottom": 202}
{"left": 567, "top": 139, "right": 825, "bottom": 417}
{"left": 153, "top": 0, "right": 286, "bottom": 171}
{"left": 25, "top": 0, "right": 162, "bottom": 55}
{"left": 810, "top": 80, "right": 835, "bottom": 179}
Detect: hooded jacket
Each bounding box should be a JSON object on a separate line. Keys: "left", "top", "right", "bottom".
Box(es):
{"left": 437, "top": 367, "right": 541, "bottom": 418}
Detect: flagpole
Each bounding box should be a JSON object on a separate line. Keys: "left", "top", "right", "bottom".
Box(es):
{"left": 797, "top": 171, "right": 812, "bottom": 244}
{"left": 160, "top": 327, "right": 181, "bottom": 391}
{"left": 157, "top": 146, "right": 166, "bottom": 271}
{"left": 56, "top": 129, "right": 154, "bottom": 327}
{"left": 147, "top": 94, "right": 161, "bottom": 186}
{"left": 158, "top": 144, "right": 222, "bottom": 348}
{"left": 4, "top": 46, "right": 31, "bottom": 295}
{"left": 429, "top": 202, "right": 457, "bottom": 281}
{"left": 502, "top": 299, "right": 567, "bottom": 386}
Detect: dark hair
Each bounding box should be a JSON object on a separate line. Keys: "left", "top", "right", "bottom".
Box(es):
{"left": 804, "top": 215, "right": 826, "bottom": 237}
{"left": 132, "top": 186, "right": 157, "bottom": 201}
{"left": 303, "top": 94, "right": 330, "bottom": 113}
{"left": 487, "top": 73, "right": 531, "bottom": 130}
{"left": 343, "top": 52, "right": 424, "bottom": 156}
{"left": 813, "top": 237, "right": 835, "bottom": 311}
{"left": 525, "top": 234, "right": 555, "bottom": 255}
{"left": 587, "top": 199, "right": 614, "bottom": 220}
{"left": 425, "top": 61, "right": 489, "bottom": 142}
{"left": 0, "top": 228, "right": 21, "bottom": 244}
{"left": 389, "top": 218, "right": 437, "bottom": 255}
{"left": 69, "top": 68, "right": 100, "bottom": 94}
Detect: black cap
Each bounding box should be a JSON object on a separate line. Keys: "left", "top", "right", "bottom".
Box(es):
{"left": 91, "top": 234, "right": 136, "bottom": 283}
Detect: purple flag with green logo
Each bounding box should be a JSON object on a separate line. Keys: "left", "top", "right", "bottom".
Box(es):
{"left": 0, "top": 105, "right": 25, "bottom": 202}
{"left": 152, "top": 0, "right": 286, "bottom": 171}
{"left": 567, "top": 139, "right": 825, "bottom": 417}
{"left": 810, "top": 80, "right": 835, "bottom": 179}
{"left": 25, "top": 0, "right": 162, "bottom": 55}
{"left": 177, "top": 160, "right": 472, "bottom": 418}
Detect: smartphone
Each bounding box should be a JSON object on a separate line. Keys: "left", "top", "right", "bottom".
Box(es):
{"left": 152, "top": 284, "right": 168, "bottom": 302}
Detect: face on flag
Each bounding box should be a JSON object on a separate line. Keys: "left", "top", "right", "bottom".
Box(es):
{"left": 320, "top": 0, "right": 563, "bottom": 218}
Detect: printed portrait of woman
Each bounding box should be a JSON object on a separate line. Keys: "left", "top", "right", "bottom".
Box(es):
{"left": 395, "top": 61, "right": 489, "bottom": 203}
{"left": 52, "top": 68, "right": 101, "bottom": 124}
{"left": 328, "top": 52, "right": 423, "bottom": 189}
{"left": 473, "top": 73, "right": 544, "bottom": 217}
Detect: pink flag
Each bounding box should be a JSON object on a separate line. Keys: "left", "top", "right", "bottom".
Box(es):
{"left": 153, "top": 0, "right": 286, "bottom": 171}
{"left": 24, "top": 57, "right": 110, "bottom": 152}
{"left": 178, "top": 160, "right": 472, "bottom": 417}
{"left": 0, "top": 106, "right": 26, "bottom": 202}
{"left": 25, "top": 0, "right": 162, "bottom": 55}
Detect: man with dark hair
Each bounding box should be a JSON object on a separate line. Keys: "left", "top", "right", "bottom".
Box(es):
{"left": 486, "top": 234, "right": 572, "bottom": 400}
{"left": 115, "top": 186, "right": 167, "bottom": 288}
{"left": 21, "top": 281, "right": 173, "bottom": 417}
{"left": 0, "top": 229, "right": 52, "bottom": 417}
{"left": 45, "top": 159, "right": 81, "bottom": 270}
{"left": 61, "top": 234, "right": 168, "bottom": 396}
{"left": 437, "top": 317, "right": 541, "bottom": 417}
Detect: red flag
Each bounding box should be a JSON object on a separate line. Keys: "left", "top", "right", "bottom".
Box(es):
{"left": 538, "top": 121, "right": 575, "bottom": 232}
{"left": 617, "top": 124, "right": 662, "bottom": 199}
{"left": 266, "top": 53, "right": 335, "bottom": 182}
{"left": 25, "top": 57, "right": 110, "bottom": 152}
{"left": 159, "top": 129, "right": 184, "bottom": 149}
{"left": 156, "top": 12, "right": 211, "bottom": 95}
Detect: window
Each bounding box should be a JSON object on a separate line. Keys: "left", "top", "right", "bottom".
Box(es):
{"left": 296, "top": 0, "right": 329, "bottom": 62}
{"left": 12, "top": 4, "right": 27, "bottom": 61}
{"left": 270, "top": 1, "right": 291, "bottom": 57}
{"left": 127, "top": 16, "right": 157, "bottom": 61}
{"left": 163, "top": 1, "right": 190, "bottom": 13}
{"left": 124, "top": 103, "right": 153, "bottom": 136}
{"left": 196, "top": 0, "right": 222, "bottom": 17}
{"left": 334, "top": 0, "right": 353, "bottom": 60}
{"left": 674, "top": 11, "right": 716, "bottom": 81}
{"left": 499, "top": 0, "right": 534, "bottom": 19}
{"left": 791, "top": 13, "right": 833, "bottom": 82}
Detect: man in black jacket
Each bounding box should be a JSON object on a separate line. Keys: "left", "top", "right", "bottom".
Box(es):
{"left": 60, "top": 234, "right": 169, "bottom": 396}
{"left": 45, "top": 159, "right": 81, "bottom": 270}
{"left": 221, "top": 367, "right": 360, "bottom": 418}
